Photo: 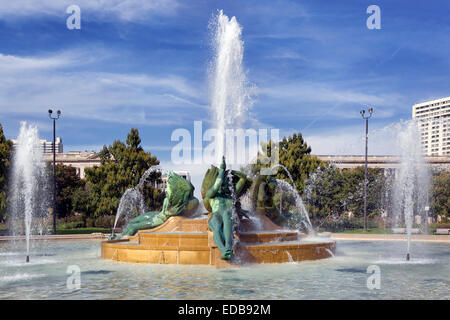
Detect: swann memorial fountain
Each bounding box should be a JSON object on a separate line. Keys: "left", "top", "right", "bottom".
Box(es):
{"left": 101, "top": 10, "right": 335, "bottom": 266}
{"left": 102, "top": 157, "right": 336, "bottom": 266}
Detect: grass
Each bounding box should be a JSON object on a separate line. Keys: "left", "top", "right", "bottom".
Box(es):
{"left": 0, "top": 223, "right": 7, "bottom": 231}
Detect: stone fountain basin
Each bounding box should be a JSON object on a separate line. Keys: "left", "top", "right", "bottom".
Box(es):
{"left": 101, "top": 216, "right": 336, "bottom": 267}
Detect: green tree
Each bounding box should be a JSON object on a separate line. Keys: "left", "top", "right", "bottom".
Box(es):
{"left": 304, "top": 165, "right": 387, "bottom": 220}
{"left": 84, "top": 128, "right": 161, "bottom": 217}
{"left": 431, "top": 169, "right": 449, "bottom": 219}
{"left": 244, "top": 132, "right": 323, "bottom": 194}
{"left": 0, "top": 123, "right": 12, "bottom": 223}
{"left": 55, "top": 164, "right": 85, "bottom": 218}
{"left": 304, "top": 163, "right": 345, "bottom": 218}
{"left": 341, "top": 167, "right": 386, "bottom": 218}
{"left": 275, "top": 133, "right": 323, "bottom": 193}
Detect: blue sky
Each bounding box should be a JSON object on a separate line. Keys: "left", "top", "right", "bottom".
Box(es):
{"left": 1, "top": 0, "right": 450, "bottom": 162}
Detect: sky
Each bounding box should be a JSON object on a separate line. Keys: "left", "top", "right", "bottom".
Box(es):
{"left": 1, "top": 0, "right": 450, "bottom": 189}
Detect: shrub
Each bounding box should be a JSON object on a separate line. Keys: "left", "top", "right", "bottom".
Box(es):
{"left": 94, "top": 215, "right": 114, "bottom": 228}
{"left": 86, "top": 218, "right": 95, "bottom": 228}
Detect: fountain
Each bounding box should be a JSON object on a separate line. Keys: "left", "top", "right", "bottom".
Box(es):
{"left": 391, "top": 120, "right": 430, "bottom": 261}
{"left": 112, "top": 165, "right": 161, "bottom": 233}
{"left": 101, "top": 11, "right": 335, "bottom": 266}
{"left": 8, "top": 122, "right": 51, "bottom": 263}
{"left": 210, "top": 9, "right": 254, "bottom": 163}
{"left": 275, "top": 179, "right": 314, "bottom": 234}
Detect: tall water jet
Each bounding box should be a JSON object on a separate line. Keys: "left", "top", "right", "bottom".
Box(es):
{"left": 209, "top": 10, "right": 253, "bottom": 163}
{"left": 9, "top": 122, "right": 51, "bottom": 262}
{"left": 392, "top": 120, "right": 430, "bottom": 261}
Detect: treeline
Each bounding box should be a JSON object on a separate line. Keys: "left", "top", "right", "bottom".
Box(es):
{"left": 0, "top": 124, "right": 448, "bottom": 230}
{"left": 0, "top": 126, "right": 164, "bottom": 228}
{"left": 245, "top": 132, "right": 450, "bottom": 227}
{"left": 55, "top": 128, "right": 165, "bottom": 228}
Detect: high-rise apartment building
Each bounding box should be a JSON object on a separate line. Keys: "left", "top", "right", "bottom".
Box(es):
{"left": 11, "top": 137, "right": 63, "bottom": 154}
{"left": 412, "top": 97, "right": 450, "bottom": 156}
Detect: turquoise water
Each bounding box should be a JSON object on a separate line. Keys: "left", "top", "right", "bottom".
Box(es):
{"left": 0, "top": 240, "right": 448, "bottom": 299}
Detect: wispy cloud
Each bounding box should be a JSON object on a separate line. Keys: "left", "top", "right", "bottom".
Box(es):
{"left": 0, "top": 0, "right": 180, "bottom": 21}
{"left": 0, "top": 50, "right": 206, "bottom": 126}
{"left": 258, "top": 81, "right": 406, "bottom": 119}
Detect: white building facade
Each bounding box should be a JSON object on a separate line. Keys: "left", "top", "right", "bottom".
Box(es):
{"left": 412, "top": 97, "right": 450, "bottom": 156}
{"left": 11, "top": 137, "right": 63, "bottom": 154}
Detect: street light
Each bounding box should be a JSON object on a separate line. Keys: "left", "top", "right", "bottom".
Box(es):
{"left": 360, "top": 106, "right": 373, "bottom": 232}
{"left": 48, "top": 109, "right": 61, "bottom": 234}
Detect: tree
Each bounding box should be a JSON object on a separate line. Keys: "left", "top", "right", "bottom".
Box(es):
{"left": 431, "top": 169, "right": 449, "bottom": 219}
{"left": 84, "top": 128, "right": 161, "bottom": 217}
{"left": 341, "top": 167, "right": 386, "bottom": 218}
{"left": 275, "top": 133, "right": 323, "bottom": 193}
{"left": 243, "top": 132, "right": 324, "bottom": 194}
{"left": 0, "top": 123, "right": 12, "bottom": 223}
{"left": 304, "top": 164, "right": 387, "bottom": 220}
{"left": 55, "top": 164, "right": 85, "bottom": 218}
{"left": 304, "top": 163, "right": 345, "bottom": 218}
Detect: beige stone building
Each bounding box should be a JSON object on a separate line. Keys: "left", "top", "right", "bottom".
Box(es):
{"left": 43, "top": 151, "right": 101, "bottom": 179}
{"left": 42, "top": 152, "right": 192, "bottom": 187}
{"left": 314, "top": 155, "right": 450, "bottom": 173}
{"left": 412, "top": 97, "right": 450, "bottom": 156}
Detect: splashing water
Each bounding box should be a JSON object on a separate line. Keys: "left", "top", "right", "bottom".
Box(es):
{"left": 276, "top": 179, "right": 314, "bottom": 234}
{"left": 113, "top": 166, "right": 161, "bottom": 231}
{"left": 392, "top": 120, "right": 430, "bottom": 261}
{"left": 271, "top": 164, "right": 295, "bottom": 185}
{"left": 209, "top": 10, "right": 254, "bottom": 163}
{"left": 9, "top": 122, "right": 51, "bottom": 261}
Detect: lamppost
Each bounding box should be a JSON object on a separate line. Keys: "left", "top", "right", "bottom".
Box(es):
{"left": 360, "top": 107, "right": 373, "bottom": 232}
{"left": 48, "top": 109, "right": 61, "bottom": 234}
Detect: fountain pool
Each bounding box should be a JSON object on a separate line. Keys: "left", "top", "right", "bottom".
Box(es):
{"left": 0, "top": 239, "right": 448, "bottom": 299}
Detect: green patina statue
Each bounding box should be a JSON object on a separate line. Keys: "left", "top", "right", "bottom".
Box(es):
{"left": 201, "top": 156, "right": 250, "bottom": 260}
{"left": 250, "top": 174, "right": 286, "bottom": 226}
{"left": 112, "top": 158, "right": 286, "bottom": 261}
{"left": 112, "top": 171, "right": 199, "bottom": 239}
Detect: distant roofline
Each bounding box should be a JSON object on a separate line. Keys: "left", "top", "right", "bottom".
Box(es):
{"left": 413, "top": 96, "right": 450, "bottom": 106}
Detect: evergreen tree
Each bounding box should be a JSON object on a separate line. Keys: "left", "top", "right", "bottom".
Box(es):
{"left": 55, "top": 164, "right": 85, "bottom": 218}
{"left": 249, "top": 132, "right": 323, "bottom": 193}
{"left": 84, "top": 128, "right": 161, "bottom": 217}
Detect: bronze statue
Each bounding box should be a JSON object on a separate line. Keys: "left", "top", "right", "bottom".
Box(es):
{"left": 250, "top": 174, "right": 286, "bottom": 226}
{"left": 112, "top": 159, "right": 289, "bottom": 262}
{"left": 201, "top": 157, "right": 250, "bottom": 260}
{"left": 111, "top": 171, "right": 199, "bottom": 239}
